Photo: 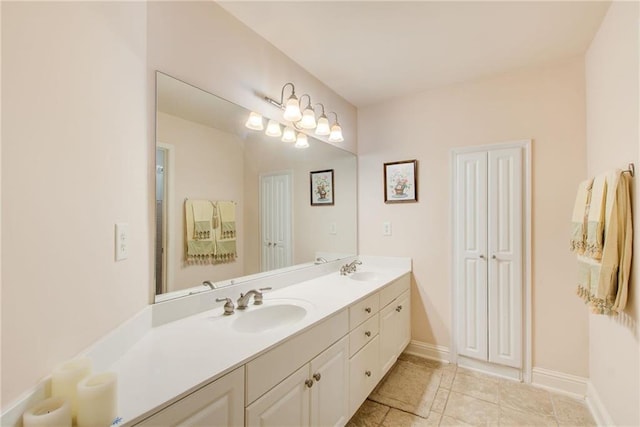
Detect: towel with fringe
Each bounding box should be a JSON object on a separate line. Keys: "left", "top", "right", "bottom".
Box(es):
{"left": 576, "top": 170, "right": 632, "bottom": 314}
{"left": 570, "top": 178, "right": 593, "bottom": 254}
{"left": 217, "top": 201, "right": 236, "bottom": 239}
{"left": 584, "top": 174, "right": 607, "bottom": 259}
{"left": 185, "top": 199, "right": 216, "bottom": 261}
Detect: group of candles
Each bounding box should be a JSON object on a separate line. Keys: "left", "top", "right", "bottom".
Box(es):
{"left": 23, "top": 358, "right": 118, "bottom": 427}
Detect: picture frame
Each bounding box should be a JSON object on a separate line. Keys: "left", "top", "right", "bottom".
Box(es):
{"left": 310, "top": 169, "right": 335, "bottom": 206}
{"left": 384, "top": 159, "right": 418, "bottom": 203}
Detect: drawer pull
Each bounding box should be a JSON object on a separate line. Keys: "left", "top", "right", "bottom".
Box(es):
{"left": 305, "top": 379, "right": 314, "bottom": 388}
{"left": 365, "top": 370, "right": 372, "bottom": 377}
{"left": 365, "top": 307, "right": 372, "bottom": 313}
{"left": 313, "top": 373, "right": 321, "bottom": 382}
{"left": 396, "top": 305, "right": 403, "bottom": 312}
{"left": 365, "top": 331, "right": 371, "bottom": 337}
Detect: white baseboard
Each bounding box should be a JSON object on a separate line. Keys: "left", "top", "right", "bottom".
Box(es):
{"left": 531, "top": 367, "right": 588, "bottom": 398}
{"left": 586, "top": 381, "right": 614, "bottom": 426}
{"left": 404, "top": 340, "right": 450, "bottom": 363}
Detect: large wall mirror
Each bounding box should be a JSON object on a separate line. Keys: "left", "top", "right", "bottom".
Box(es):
{"left": 155, "top": 72, "right": 357, "bottom": 301}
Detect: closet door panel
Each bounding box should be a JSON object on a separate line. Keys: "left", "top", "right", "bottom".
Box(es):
{"left": 488, "top": 148, "right": 523, "bottom": 368}
{"left": 455, "top": 152, "right": 488, "bottom": 361}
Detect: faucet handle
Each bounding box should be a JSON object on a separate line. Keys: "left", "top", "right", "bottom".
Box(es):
{"left": 254, "top": 287, "right": 273, "bottom": 305}
{"left": 216, "top": 297, "right": 235, "bottom": 315}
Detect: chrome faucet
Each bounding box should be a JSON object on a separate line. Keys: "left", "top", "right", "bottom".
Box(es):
{"left": 237, "top": 287, "right": 272, "bottom": 310}
{"left": 203, "top": 280, "right": 216, "bottom": 290}
{"left": 340, "top": 259, "right": 362, "bottom": 275}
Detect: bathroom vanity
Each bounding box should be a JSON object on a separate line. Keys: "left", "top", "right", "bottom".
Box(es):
{"left": 112, "top": 258, "right": 411, "bottom": 426}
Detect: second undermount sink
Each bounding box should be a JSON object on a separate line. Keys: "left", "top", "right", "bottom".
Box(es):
{"left": 232, "top": 303, "right": 308, "bottom": 333}
{"left": 349, "top": 271, "right": 381, "bottom": 282}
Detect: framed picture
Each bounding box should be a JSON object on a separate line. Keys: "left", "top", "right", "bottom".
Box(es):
{"left": 310, "top": 169, "right": 334, "bottom": 206}
{"left": 384, "top": 159, "right": 418, "bottom": 203}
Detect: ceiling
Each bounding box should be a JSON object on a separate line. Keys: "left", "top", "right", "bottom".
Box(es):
{"left": 219, "top": 1, "right": 610, "bottom": 107}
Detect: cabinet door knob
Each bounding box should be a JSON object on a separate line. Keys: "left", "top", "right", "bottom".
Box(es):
{"left": 365, "top": 307, "right": 372, "bottom": 313}
{"left": 305, "top": 379, "right": 314, "bottom": 388}
{"left": 396, "top": 305, "right": 403, "bottom": 312}
{"left": 479, "top": 254, "right": 485, "bottom": 259}
{"left": 365, "top": 370, "right": 372, "bottom": 377}
{"left": 492, "top": 254, "right": 497, "bottom": 259}
{"left": 365, "top": 331, "right": 371, "bottom": 337}
{"left": 313, "top": 373, "right": 321, "bottom": 382}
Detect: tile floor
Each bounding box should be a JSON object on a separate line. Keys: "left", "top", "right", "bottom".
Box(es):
{"left": 347, "top": 353, "right": 595, "bottom": 427}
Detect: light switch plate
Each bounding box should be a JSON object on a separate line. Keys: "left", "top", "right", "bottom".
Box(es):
{"left": 115, "top": 223, "right": 129, "bottom": 261}
{"left": 383, "top": 221, "right": 392, "bottom": 236}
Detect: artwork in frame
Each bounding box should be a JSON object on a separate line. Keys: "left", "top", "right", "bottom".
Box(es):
{"left": 310, "top": 169, "right": 335, "bottom": 206}
{"left": 384, "top": 159, "right": 418, "bottom": 203}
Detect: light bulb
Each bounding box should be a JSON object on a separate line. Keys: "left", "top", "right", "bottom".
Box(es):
{"left": 245, "top": 112, "right": 264, "bottom": 131}
{"left": 295, "top": 133, "right": 309, "bottom": 148}
{"left": 300, "top": 107, "right": 317, "bottom": 129}
{"left": 283, "top": 95, "right": 302, "bottom": 122}
{"left": 281, "top": 126, "right": 296, "bottom": 143}
{"left": 328, "top": 123, "right": 344, "bottom": 143}
{"left": 315, "top": 115, "right": 330, "bottom": 136}
{"left": 265, "top": 120, "right": 282, "bottom": 137}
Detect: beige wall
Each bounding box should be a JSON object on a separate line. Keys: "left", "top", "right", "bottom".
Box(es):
{"left": 1, "top": 2, "right": 149, "bottom": 406}
{"left": 156, "top": 112, "right": 245, "bottom": 292}
{"left": 358, "top": 57, "right": 589, "bottom": 377}
{"left": 585, "top": 1, "right": 639, "bottom": 425}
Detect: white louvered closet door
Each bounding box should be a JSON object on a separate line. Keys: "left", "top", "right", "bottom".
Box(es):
{"left": 455, "top": 146, "right": 523, "bottom": 369}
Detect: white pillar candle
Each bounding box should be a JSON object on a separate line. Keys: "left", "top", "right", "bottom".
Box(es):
{"left": 51, "top": 357, "right": 92, "bottom": 421}
{"left": 23, "top": 397, "right": 72, "bottom": 427}
{"left": 77, "top": 372, "right": 117, "bottom": 427}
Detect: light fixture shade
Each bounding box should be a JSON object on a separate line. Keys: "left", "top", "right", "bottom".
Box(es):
{"left": 315, "top": 116, "right": 330, "bottom": 136}
{"left": 281, "top": 126, "right": 296, "bottom": 143}
{"left": 283, "top": 96, "right": 302, "bottom": 122}
{"left": 245, "top": 112, "right": 264, "bottom": 131}
{"left": 294, "top": 133, "right": 309, "bottom": 148}
{"left": 328, "top": 123, "right": 344, "bottom": 142}
{"left": 265, "top": 119, "right": 282, "bottom": 137}
{"left": 299, "top": 108, "right": 317, "bottom": 129}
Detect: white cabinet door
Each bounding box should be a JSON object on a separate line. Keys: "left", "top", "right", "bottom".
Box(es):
{"left": 455, "top": 151, "right": 489, "bottom": 361}
{"left": 310, "top": 336, "right": 349, "bottom": 427}
{"left": 349, "top": 336, "right": 380, "bottom": 418}
{"left": 454, "top": 146, "right": 524, "bottom": 370}
{"left": 135, "top": 367, "right": 244, "bottom": 427}
{"left": 488, "top": 148, "right": 523, "bottom": 368}
{"left": 379, "top": 290, "right": 411, "bottom": 377}
{"left": 246, "top": 365, "right": 310, "bottom": 427}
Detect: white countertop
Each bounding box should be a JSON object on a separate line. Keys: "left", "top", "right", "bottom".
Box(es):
{"left": 113, "top": 264, "right": 411, "bottom": 424}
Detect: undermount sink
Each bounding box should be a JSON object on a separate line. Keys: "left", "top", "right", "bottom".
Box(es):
{"left": 232, "top": 304, "right": 307, "bottom": 333}
{"left": 349, "top": 271, "right": 381, "bottom": 282}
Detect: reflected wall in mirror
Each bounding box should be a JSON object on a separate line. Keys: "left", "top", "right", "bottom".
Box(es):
{"left": 155, "top": 72, "right": 357, "bottom": 300}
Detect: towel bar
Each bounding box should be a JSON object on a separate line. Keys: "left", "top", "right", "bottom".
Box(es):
{"left": 624, "top": 163, "right": 635, "bottom": 177}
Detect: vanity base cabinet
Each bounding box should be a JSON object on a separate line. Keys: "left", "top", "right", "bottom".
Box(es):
{"left": 135, "top": 367, "right": 244, "bottom": 427}
{"left": 246, "top": 336, "right": 349, "bottom": 427}
{"left": 379, "top": 289, "right": 411, "bottom": 376}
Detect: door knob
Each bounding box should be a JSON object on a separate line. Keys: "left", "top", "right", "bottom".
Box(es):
{"left": 313, "top": 373, "right": 321, "bottom": 382}
{"left": 305, "top": 379, "right": 314, "bottom": 388}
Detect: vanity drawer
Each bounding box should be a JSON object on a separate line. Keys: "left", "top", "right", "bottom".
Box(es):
{"left": 349, "top": 293, "right": 379, "bottom": 329}
{"left": 379, "top": 274, "right": 410, "bottom": 308}
{"left": 349, "top": 314, "right": 379, "bottom": 357}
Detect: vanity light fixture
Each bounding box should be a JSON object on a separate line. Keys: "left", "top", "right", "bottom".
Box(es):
{"left": 298, "top": 94, "right": 317, "bottom": 130}
{"left": 294, "top": 132, "right": 309, "bottom": 148}
{"left": 280, "top": 82, "right": 302, "bottom": 122}
{"left": 282, "top": 126, "right": 297, "bottom": 143}
{"left": 265, "top": 119, "right": 282, "bottom": 137}
{"left": 245, "top": 111, "right": 264, "bottom": 131}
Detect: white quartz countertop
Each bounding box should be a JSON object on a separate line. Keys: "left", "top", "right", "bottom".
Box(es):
{"left": 112, "top": 264, "right": 411, "bottom": 424}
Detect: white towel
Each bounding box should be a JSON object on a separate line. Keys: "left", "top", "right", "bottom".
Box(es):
{"left": 585, "top": 174, "right": 606, "bottom": 260}
{"left": 185, "top": 200, "right": 216, "bottom": 261}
